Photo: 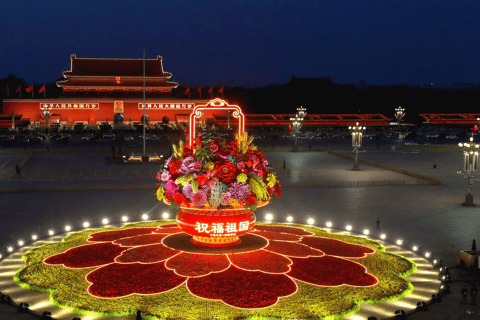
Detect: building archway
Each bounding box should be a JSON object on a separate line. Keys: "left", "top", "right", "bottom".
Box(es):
{"left": 141, "top": 115, "right": 149, "bottom": 124}
{"left": 114, "top": 113, "right": 124, "bottom": 124}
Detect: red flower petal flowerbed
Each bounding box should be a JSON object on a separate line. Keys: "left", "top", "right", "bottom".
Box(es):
{"left": 186, "top": 265, "right": 298, "bottom": 309}
{"left": 42, "top": 224, "right": 378, "bottom": 309}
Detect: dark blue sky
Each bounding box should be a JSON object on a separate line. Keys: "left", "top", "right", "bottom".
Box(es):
{"left": 1, "top": 0, "right": 479, "bottom": 88}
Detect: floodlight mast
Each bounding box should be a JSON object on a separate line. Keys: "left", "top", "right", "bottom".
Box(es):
{"left": 458, "top": 136, "right": 480, "bottom": 206}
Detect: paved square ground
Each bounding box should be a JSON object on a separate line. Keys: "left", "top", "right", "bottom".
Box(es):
{"left": 0, "top": 149, "right": 479, "bottom": 319}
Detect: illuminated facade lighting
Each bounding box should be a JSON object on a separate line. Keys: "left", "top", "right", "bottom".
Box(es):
{"left": 48, "top": 230, "right": 54, "bottom": 236}
{"left": 326, "top": 221, "right": 332, "bottom": 228}
{"left": 286, "top": 216, "right": 293, "bottom": 222}
{"left": 31, "top": 235, "right": 37, "bottom": 241}
{"left": 65, "top": 225, "right": 71, "bottom": 231}
{"left": 380, "top": 234, "right": 386, "bottom": 239}
{"left": 142, "top": 214, "right": 149, "bottom": 220}
{"left": 83, "top": 222, "right": 90, "bottom": 228}
{"left": 122, "top": 216, "right": 128, "bottom": 222}
{"left": 162, "top": 212, "right": 170, "bottom": 219}
{"left": 412, "top": 245, "right": 418, "bottom": 251}
{"left": 346, "top": 225, "right": 352, "bottom": 231}
{"left": 18, "top": 240, "right": 24, "bottom": 246}
{"left": 425, "top": 252, "right": 431, "bottom": 258}
{"left": 265, "top": 214, "right": 273, "bottom": 221}
{"left": 102, "top": 218, "right": 109, "bottom": 225}
{"left": 363, "top": 229, "right": 369, "bottom": 235}
{"left": 396, "top": 239, "right": 403, "bottom": 245}
{"left": 7, "top": 247, "right": 13, "bottom": 252}
{"left": 307, "top": 218, "right": 314, "bottom": 225}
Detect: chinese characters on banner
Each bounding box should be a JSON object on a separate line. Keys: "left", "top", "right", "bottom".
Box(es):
{"left": 138, "top": 103, "right": 194, "bottom": 109}
{"left": 39, "top": 103, "right": 99, "bottom": 109}
{"left": 195, "top": 221, "right": 249, "bottom": 237}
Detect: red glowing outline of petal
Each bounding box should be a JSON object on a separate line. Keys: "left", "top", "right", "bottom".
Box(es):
{"left": 43, "top": 243, "right": 128, "bottom": 269}
{"left": 114, "top": 244, "right": 182, "bottom": 264}
{"left": 263, "top": 240, "right": 325, "bottom": 258}
{"left": 84, "top": 262, "right": 187, "bottom": 299}
{"left": 86, "top": 228, "right": 157, "bottom": 243}
{"left": 301, "top": 236, "right": 376, "bottom": 259}
{"left": 164, "top": 252, "right": 231, "bottom": 278}
{"left": 254, "top": 225, "right": 315, "bottom": 237}
{"left": 250, "top": 230, "right": 303, "bottom": 242}
{"left": 112, "top": 234, "right": 170, "bottom": 248}
{"left": 227, "top": 249, "right": 293, "bottom": 274}
{"left": 184, "top": 266, "right": 299, "bottom": 309}
{"left": 288, "top": 256, "right": 379, "bottom": 288}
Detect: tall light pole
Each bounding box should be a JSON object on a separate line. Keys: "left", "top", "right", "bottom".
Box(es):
{"left": 290, "top": 106, "right": 306, "bottom": 151}
{"left": 41, "top": 105, "right": 52, "bottom": 131}
{"left": 349, "top": 122, "right": 366, "bottom": 170}
{"left": 458, "top": 136, "right": 480, "bottom": 206}
{"left": 142, "top": 47, "right": 148, "bottom": 162}
{"left": 395, "top": 106, "right": 405, "bottom": 137}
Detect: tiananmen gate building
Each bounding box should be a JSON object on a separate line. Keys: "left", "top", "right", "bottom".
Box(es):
{"left": 2, "top": 54, "right": 214, "bottom": 126}
{"left": 2, "top": 54, "right": 402, "bottom": 128}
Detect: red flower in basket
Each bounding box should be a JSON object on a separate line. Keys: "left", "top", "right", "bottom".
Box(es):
{"left": 214, "top": 160, "right": 238, "bottom": 184}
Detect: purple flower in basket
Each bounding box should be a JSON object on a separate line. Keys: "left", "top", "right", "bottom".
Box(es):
{"left": 190, "top": 190, "right": 207, "bottom": 206}
{"left": 182, "top": 184, "right": 193, "bottom": 199}
{"left": 179, "top": 156, "right": 203, "bottom": 174}
{"left": 164, "top": 181, "right": 179, "bottom": 198}
{"left": 229, "top": 181, "right": 250, "bottom": 204}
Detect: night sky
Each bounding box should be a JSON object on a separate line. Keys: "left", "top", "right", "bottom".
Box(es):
{"left": 1, "top": 0, "right": 479, "bottom": 88}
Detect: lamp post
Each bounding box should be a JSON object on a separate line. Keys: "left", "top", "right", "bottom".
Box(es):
{"left": 395, "top": 106, "right": 405, "bottom": 138}
{"left": 349, "top": 122, "right": 366, "bottom": 170}
{"left": 290, "top": 107, "right": 306, "bottom": 151}
{"left": 41, "top": 105, "right": 52, "bottom": 130}
{"left": 458, "top": 136, "right": 480, "bottom": 206}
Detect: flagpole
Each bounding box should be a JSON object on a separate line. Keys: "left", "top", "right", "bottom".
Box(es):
{"left": 142, "top": 47, "right": 146, "bottom": 160}
{"left": 44, "top": 85, "right": 46, "bottom": 98}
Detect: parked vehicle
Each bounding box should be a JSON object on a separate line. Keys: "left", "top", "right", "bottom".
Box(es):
{"left": 104, "top": 132, "right": 115, "bottom": 139}
{"left": 82, "top": 135, "right": 98, "bottom": 141}
{"left": 56, "top": 134, "right": 73, "bottom": 142}
{"left": 27, "top": 136, "right": 43, "bottom": 142}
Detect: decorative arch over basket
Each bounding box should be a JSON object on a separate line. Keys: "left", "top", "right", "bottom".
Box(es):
{"left": 188, "top": 98, "right": 245, "bottom": 147}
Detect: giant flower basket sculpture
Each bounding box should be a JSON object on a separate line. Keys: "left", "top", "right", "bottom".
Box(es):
{"left": 156, "top": 99, "right": 280, "bottom": 247}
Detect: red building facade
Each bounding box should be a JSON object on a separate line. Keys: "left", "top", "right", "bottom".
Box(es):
{"left": 2, "top": 54, "right": 394, "bottom": 128}
{"left": 2, "top": 55, "right": 211, "bottom": 125}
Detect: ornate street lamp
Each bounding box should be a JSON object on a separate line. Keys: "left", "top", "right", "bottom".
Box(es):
{"left": 297, "top": 106, "right": 307, "bottom": 120}
{"left": 290, "top": 107, "right": 306, "bottom": 151}
{"left": 41, "top": 105, "right": 52, "bottom": 129}
{"left": 395, "top": 106, "right": 405, "bottom": 124}
{"left": 349, "top": 122, "right": 366, "bottom": 170}
{"left": 458, "top": 136, "right": 480, "bottom": 206}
